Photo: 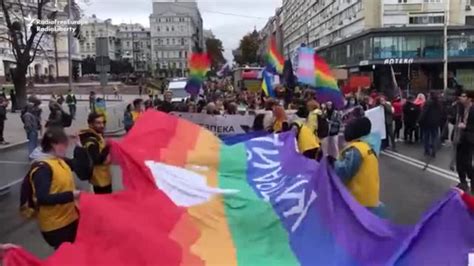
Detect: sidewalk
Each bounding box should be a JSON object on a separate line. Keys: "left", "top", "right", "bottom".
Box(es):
{"left": 0, "top": 99, "right": 128, "bottom": 151}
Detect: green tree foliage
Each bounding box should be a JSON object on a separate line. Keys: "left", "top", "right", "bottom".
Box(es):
{"left": 205, "top": 38, "right": 226, "bottom": 70}
{"left": 234, "top": 31, "right": 260, "bottom": 66}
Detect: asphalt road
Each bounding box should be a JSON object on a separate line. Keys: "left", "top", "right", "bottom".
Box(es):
{"left": 0, "top": 141, "right": 459, "bottom": 259}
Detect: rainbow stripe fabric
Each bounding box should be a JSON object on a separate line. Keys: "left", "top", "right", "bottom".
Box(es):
{"left": 265, "top": 37, "right": 284, "bottom": 74}
{"left": 185, "top": 52, "right": 210, "bottom": 95}
{"left": 7, "top": 112, "right": 474, "bottom": 265}
{"left": 261, "top": 69, "right": 276, "bottom": 97}
{"left": 115, "top": 112, "right": 474, "bottom": 266}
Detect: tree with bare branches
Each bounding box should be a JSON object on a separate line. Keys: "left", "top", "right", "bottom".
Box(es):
{"left": 0, "top": 0, "right": 82, "bottom": 107}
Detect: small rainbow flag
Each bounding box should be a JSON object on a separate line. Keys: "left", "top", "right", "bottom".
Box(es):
{"left": 261, "top": 69, "right": 276, "bottom": 97}
{"left": 296, "top": 47, "right": 344, "bottom": 108}
{"left": 265, "top": 37, "right": 284, "bottom": 75}
{"left": 185, "top": 52, "right": 210, "bottom": 96}
{"left": 314, "top": 54, "right": 344, "bottom": 108}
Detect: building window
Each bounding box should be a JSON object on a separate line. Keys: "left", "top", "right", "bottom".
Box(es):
{"left": 172, "top": 38, "right": 175, "bottom": 45}
{"left": 181, "top": 38, "right": 185, "bottom": 45}
{"left": 166, "top": 38, "right": 170, "bottom": 45}
{"left": 179, "top": 51, "right": 182, "bottom": 58}
{"left": 398, "top": 0, "right": 407, "bottom": 2}
{"left": 157, "top": 26, "right": 160, "bottom": 32}
{"left": 171, "top": 26, "right": 175, "bottom": 31}
{"left": 409, "top": 15, "right": 444, "bottom": 24}
{"left": 166, "top": 26, "right": 169, "bottom": 32}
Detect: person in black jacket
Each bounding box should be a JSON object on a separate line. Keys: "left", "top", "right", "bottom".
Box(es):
{"left": 419, "top": 92, "right": 444, "bottom": 157}
{"left": 403, "top": 96, "right": 421, "bottom": 143}
{"left": 455, "top": 91, "right": 474, "bottom": 193}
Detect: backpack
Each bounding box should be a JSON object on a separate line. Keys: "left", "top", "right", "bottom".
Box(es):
{"left": 317, "top": 114, "right": 329, "bottom": 139}
{"left": 19, "top": 162, "right": 46, "bottom": 219}
{"left": 61, "top": 111, "right": 72, "bottom": 128}
{"left": 73, "top": 146, "right": 94, "bottom": 181}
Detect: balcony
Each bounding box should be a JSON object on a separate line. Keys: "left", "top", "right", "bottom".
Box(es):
{"left": 384, "top": 3, "right": 422, "bottom": 13}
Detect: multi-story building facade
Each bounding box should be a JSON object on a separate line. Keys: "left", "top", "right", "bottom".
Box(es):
{"left": 81, "top": 15, "right": 120, "bottom": 60}
{"left": 280, "top": 0, "right": 474, "bottom": 94}
{"left": 149, "top": 0, "right": 204, "bottom": 77}
{"left": 0, "top": 0, "right": 81, "bottom": 83}
{"left": 258, "top": 7, "right": 284, "bottom": 63}
{"left": 117, "top": 23, "right": 152, "bottom": 73}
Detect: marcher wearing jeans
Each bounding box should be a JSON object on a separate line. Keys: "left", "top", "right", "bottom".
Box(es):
{"left": 22, "top": 104, "right": 40, "bottom": 157}
{"left": 422, "top": 128, "right": 439, "bottom": 158}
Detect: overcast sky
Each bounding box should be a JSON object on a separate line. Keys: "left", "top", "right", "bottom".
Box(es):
{"left": 81, "top": 0, "right": 282, "bottom": 61}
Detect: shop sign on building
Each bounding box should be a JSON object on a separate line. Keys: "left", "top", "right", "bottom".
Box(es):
{"left": 383, "top": 58, "right": 414, "bottom": 65}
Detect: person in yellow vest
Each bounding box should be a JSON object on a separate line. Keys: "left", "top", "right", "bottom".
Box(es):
{"left": 291, "top": 120, "right": 320, "bottom": 160}
{"left": 79, "top": 113, "right": 112, "bottom": 194}
{"left": 27, "top": 127, "right": 90, "bottom": 249}
{"left": 332, "top": 117, "right": 384, "bottom": 216}
{"left": 131, "top": 98, "right": 144, "bottom": 123}
{"left": 306, "top": 99, "right": 322, "bottom": 144}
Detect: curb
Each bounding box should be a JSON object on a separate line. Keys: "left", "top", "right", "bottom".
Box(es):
{"left": 0, "top": 127, "right": 125, "bottom": 151}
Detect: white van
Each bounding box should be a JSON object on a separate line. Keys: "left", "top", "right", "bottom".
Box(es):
{"left": 167, "top": 78, "right": 190, "bottom": 103}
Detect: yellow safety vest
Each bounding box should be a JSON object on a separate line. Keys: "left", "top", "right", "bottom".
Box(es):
{"left": 131, "top": 111, "right": 141, "bottom": 122}
{"left": 339, "top": 141, "right": 380, "bottom": 208}
{"left": 293, "top": 121, "right": 320, "bottom": 152}
{"left": 80, "top": 129, "right": 112, "bottom": 187}
{"left": 32, "top": 159, "right": 78, "bottom": 232}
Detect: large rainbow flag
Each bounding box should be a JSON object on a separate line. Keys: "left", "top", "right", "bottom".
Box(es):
{"left": 265, "top": 37, "right": 284, "bottom": 75}
{"left": 5, "top": 111, "right": 474, "bottom": 266}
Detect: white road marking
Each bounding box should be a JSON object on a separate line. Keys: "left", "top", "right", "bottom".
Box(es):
{"left": 383, "top": 150, "right": 456, "bottom": 177}
{"left": 0, "top": 178, "right": 23, "bottom": 192}
{"left": 381, "top": 152, "right": 458, "bottom": 183}
{"left": 0, "top": 160, "right": 29, "bottom": 165}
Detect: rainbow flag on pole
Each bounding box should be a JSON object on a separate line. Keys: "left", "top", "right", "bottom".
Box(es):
{"left": 297, "top": 47, "right": 344, "bottom": 108}
{"left": 314, "top": 54, "right": 344, "bottom": 108}
{"left": 265, "top": 37, "right": 284, "bottom": 75}
{"left": 185, "top": 52, "right": 210, "bottom": 96}
{"left": 5, "top": 112, "right": 474, "bottom": 266}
